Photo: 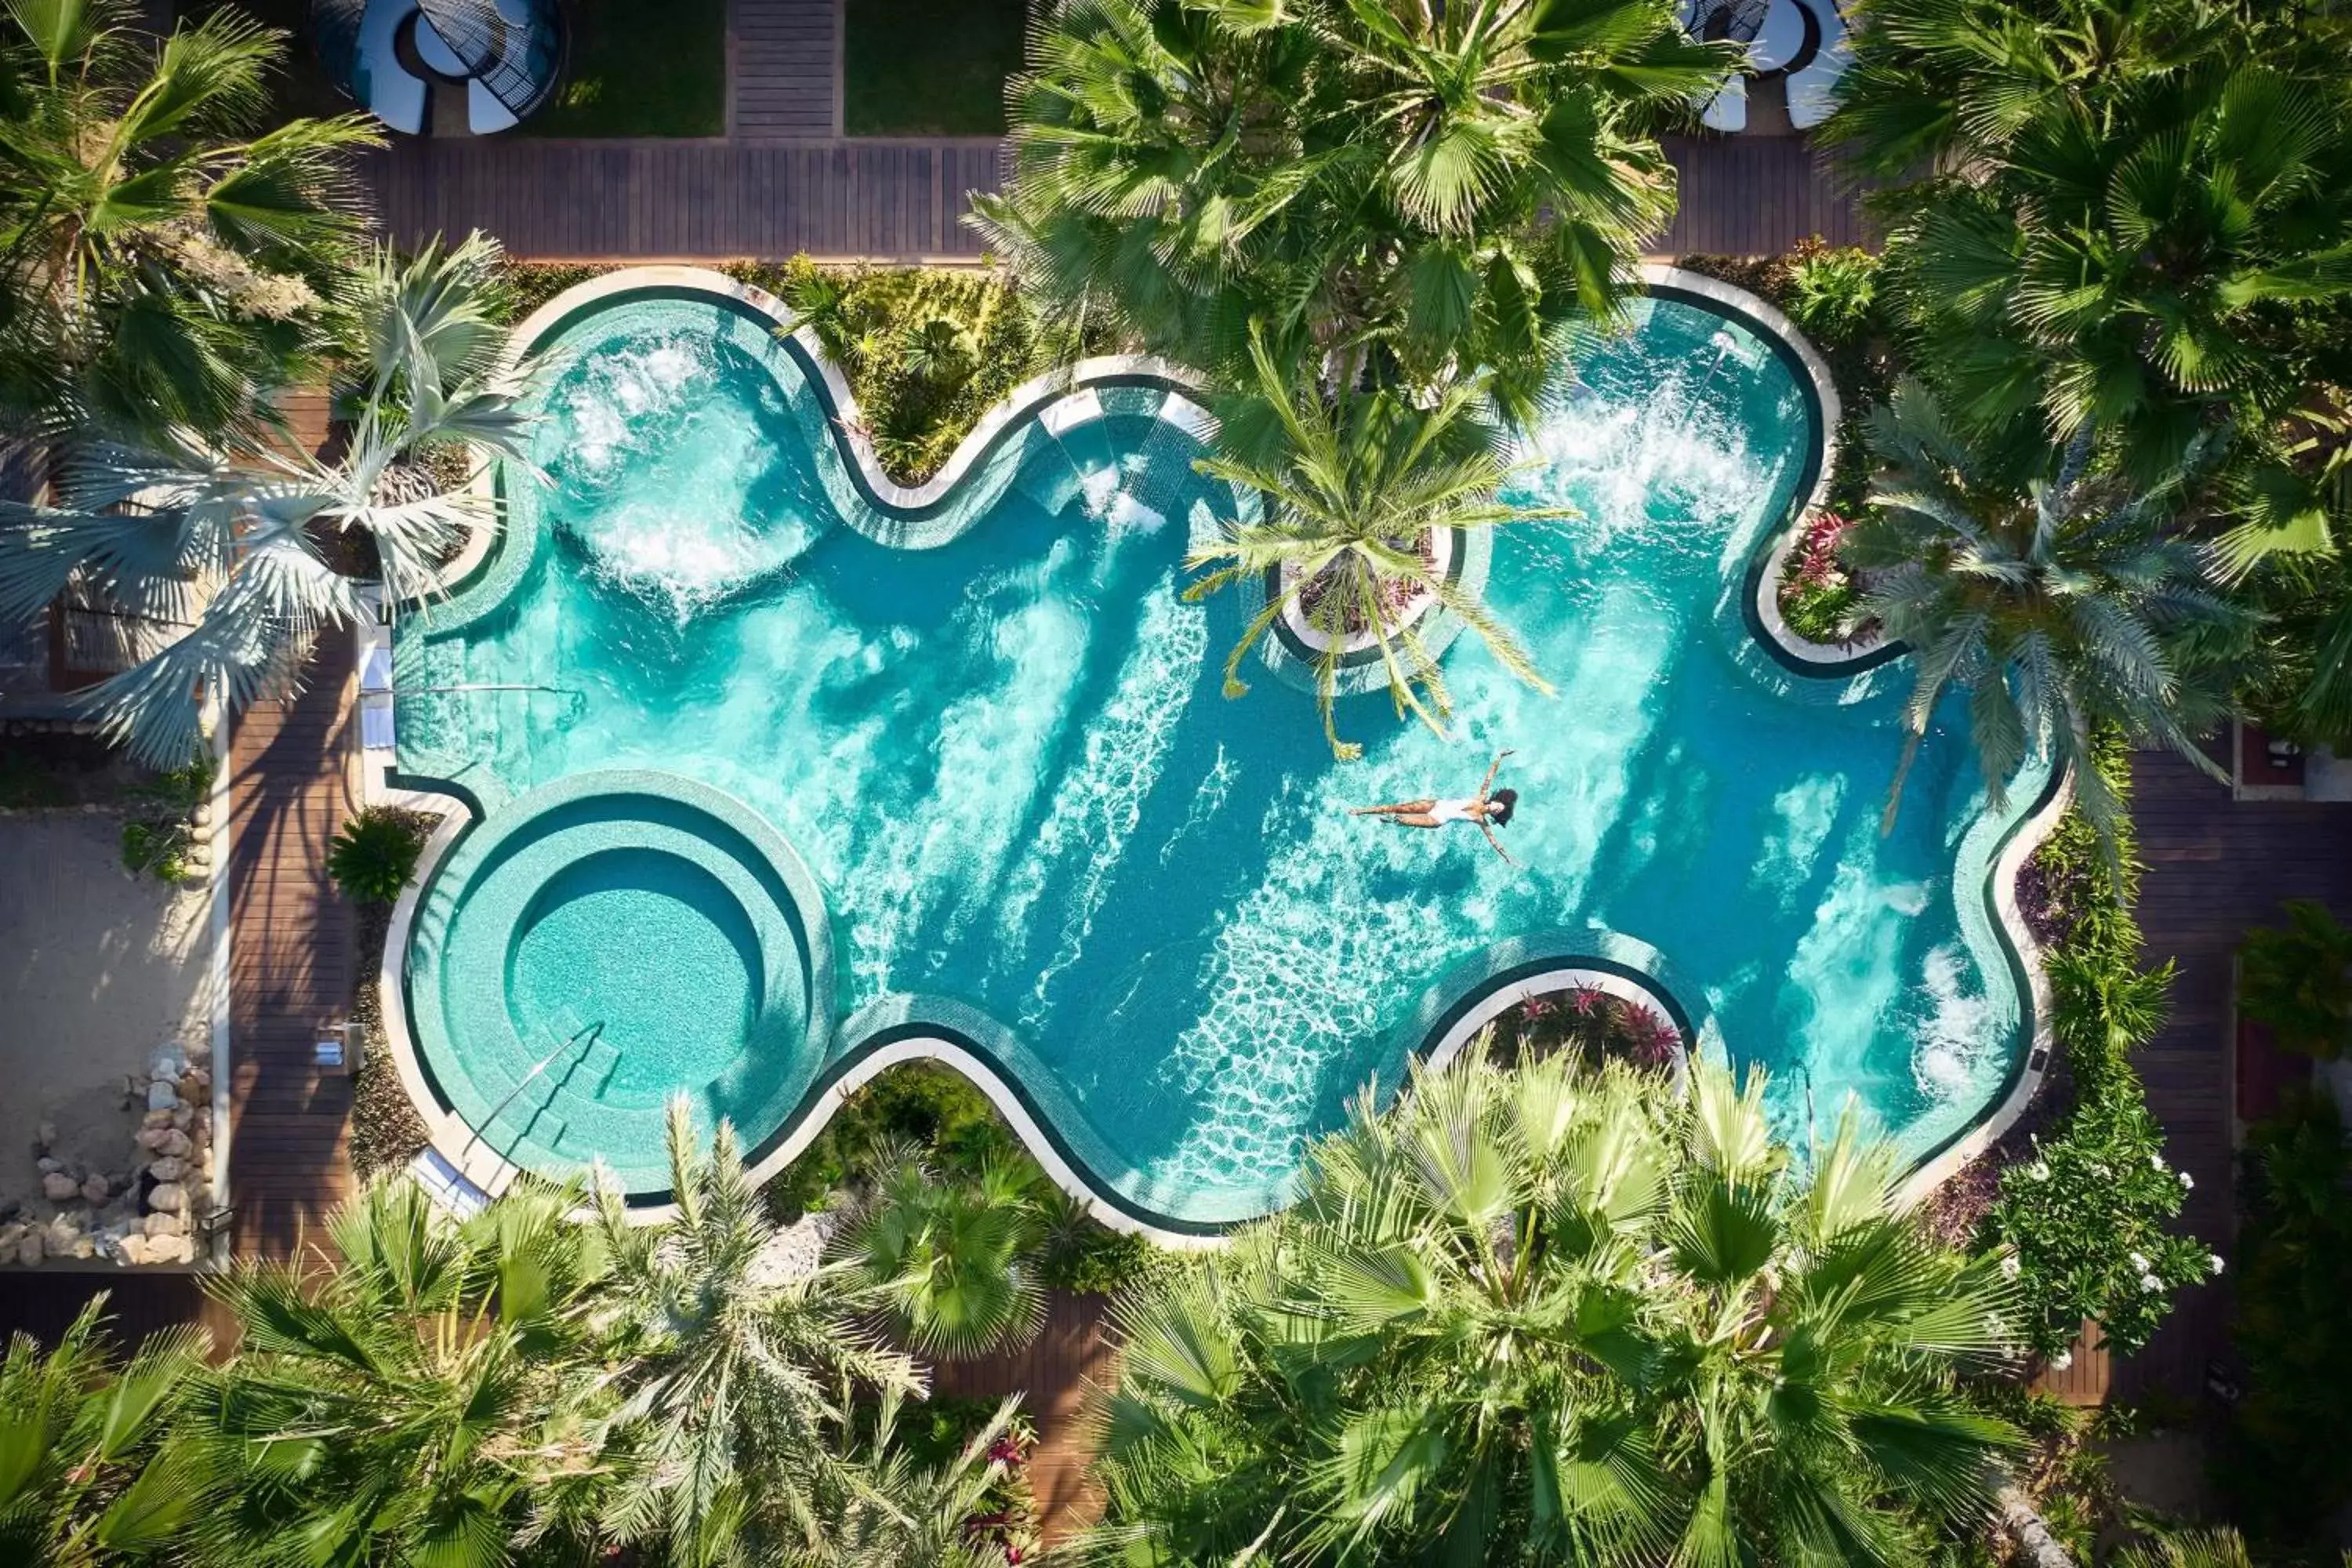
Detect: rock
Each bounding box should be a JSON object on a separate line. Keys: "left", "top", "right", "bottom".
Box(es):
{"left": 118, "top": 1236, "right": 154, "bottom": 1265}
{"left": 169, "top": 1106, "right": 192, "bottom": 1132}
{"left": 34, "top": 1120, "right": 55, "bottom": 1150}
{"left": 138, "top": 1128, "right": 172, "bottom": 1152}
{"left": 79, "top": 1175, "right": 110, "bottom": 1206}
{"left": 143, "top": 1211, "right": 187, "bottom": 1239}
{"left": 146, "top": 1080, "right": 179, "bottom": 1112}
{"left": 17, "top": 1231, "right": 43, "bottom": 1266}
{"left": 41, "top": 1172, "right": 79, "bottom": 1203}
{"left": 185, "top": 1039, "right": 211, "bottom": 1066}
{"left": 63, "top": 1233, "right": 95, "bottom": 1261}
{"left": 0, "top": 1223, "right": 21, "bottom": 1255}
{"left": 180, "top": 1068, "right": 209, "bottom": 1104}
{"left": 146, "top": 1156, "right": 185, "bottom": 1185}
{"left": 145, "top": 1235, "right": 192, "bottom": 1265}
{"left": 142, "top": 1109, "right": 173, "bottom": 1129}
{"left": 160, "top": 1130, "right": 192, "bottom": 1158}
{"left": 145, "top": 1183, "right": 187, "bottom": 1215}
{"left": 36, "top": 1156, "right": 62, "bottom": 1174}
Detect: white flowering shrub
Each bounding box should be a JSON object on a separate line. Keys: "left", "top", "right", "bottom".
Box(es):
{"left": 1991, "top": 1091, "right": 2216, "bottom": 1358}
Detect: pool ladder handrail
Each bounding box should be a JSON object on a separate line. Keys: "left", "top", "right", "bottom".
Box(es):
{"left": 459, "top": 1018, "right": 605, "bottom": 1167}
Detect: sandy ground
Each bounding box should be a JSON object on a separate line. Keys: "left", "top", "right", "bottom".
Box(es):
{"left": 0, "top": 814, "right": 215, "bottom": 1212}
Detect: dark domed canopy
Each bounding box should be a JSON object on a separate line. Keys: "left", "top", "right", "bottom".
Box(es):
{"left": 313, "top": 0, "right": 564, "bottom": 134}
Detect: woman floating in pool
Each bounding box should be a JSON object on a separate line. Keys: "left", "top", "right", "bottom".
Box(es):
{"left": 1352, "top": 750, "right": 1519, "bottom": 863}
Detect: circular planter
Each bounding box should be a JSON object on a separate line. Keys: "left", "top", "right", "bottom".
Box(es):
{"left": 1275, "top": 528, "right": 1457, "bottom": 655}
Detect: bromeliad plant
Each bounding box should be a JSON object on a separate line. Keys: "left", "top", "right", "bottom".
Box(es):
{"left": 1185, "top": 340, "right": 1568, "bottom": 759}
{"left": 1091, "top": 1054, "right": 2027, "bottom": 1566}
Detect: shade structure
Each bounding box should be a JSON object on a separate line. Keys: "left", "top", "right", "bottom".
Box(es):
{"left": 311, "top": 0, "right": 564, "bottom": 133}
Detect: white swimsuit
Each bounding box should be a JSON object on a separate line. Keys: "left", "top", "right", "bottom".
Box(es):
{"left": 1428, "top": 797, "right": 1479, "bottom": 824}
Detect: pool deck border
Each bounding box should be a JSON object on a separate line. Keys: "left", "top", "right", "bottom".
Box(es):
{"left": 370, "top": 263, "right": 2066, "bottom": 1241}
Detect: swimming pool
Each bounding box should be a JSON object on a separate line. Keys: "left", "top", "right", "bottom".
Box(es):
{"left": 392, "top": 270, "right": 2048, "bottom": 1229}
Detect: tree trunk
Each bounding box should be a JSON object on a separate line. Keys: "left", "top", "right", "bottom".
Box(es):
{"left": 1997, "top": 1482, "right": 2078, "bottom": 1568}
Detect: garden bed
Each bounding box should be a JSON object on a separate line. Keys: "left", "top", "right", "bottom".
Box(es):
{"left": 525, "top": 0, "right": 727, "bottom": 138}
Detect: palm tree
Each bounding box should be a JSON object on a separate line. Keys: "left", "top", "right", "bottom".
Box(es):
{"left": 1825, "top": 2, "right": 2352, "bottom": 467}
{"left": 1186, "top": 338, "right": 1566, "bottom": 758}
{"left": 1092, "top": 1053, "right": 2025, "bottom": 1566}
{"left": 0, "top": 232, "right": 530, "bottom": 767}
{"left": 186, "top": 1176, "right": 619, "bottom": 1566}
{"left": 0, "top": 0, "right": 382, "bottom": 446}
{"left": 1840, "top": 380, "right": 2245, "bottom": 858}
{"left": 784, "top": 1392, "right": 1051, "bottom": 1567}
{"left": 0, "top": 1298, "right": 212, "bottom": 1565}
{"left": 843, "top": 1149, "right": 1049, "bottom": 1361}
{"left": 973, "top": 0, "right": 1729, "bottom": 408}
{"left": 593, "top": 1098, "right": 926, "bottom": 1565}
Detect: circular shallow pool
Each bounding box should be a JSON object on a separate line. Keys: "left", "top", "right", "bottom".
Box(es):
{"left": 405, "top": 771, "right": 832, "bottom": 1196}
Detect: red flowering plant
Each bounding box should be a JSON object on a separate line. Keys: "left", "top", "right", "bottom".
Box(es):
{"left": 1488, "top": 985, "right": 1683, "bottom": 1071}
{"left": 960, "top": 1413, "right": 1042, "bottom": 1563}
{"left": 1777, "top": 509, "right": 1876, "bottom": 646}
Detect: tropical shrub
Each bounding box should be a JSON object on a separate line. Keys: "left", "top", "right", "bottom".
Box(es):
{"left": 796, "top": 1392, "right": 1044, "bottom": 1568}
{"left": 974, "top": 0, "right": 1733, "bottom": 418}
{"left": 326, "top": 807, "right": 429, "bottom": 904}
{"left": 1092, "top": 1053, "right": 2026, "bottom": 1566}
{"left": 1784, "top": 245, "right": 1882, "bottom": 346}
{"left": 1842, "top": 381, "right": 2245, "bottom": 860}
{"left": 1485, "top": 986, "right": 1681, "bottom": 1069}
{"left": 0, "top": 1, "right": 380, "bottom": 447}
{"left": 1187, "top": 344, "right": 1566, "bottom": 759}
{"left": 0, "top": 1301, "right": 211, "bottom": 1566}
{"left": 1776, "top": 509, "right": 1867, "bottom": 645}
{"left": 2219, "top": 1094, "right": 2352, "bottom": 1550}
{"left": 1994, "top": 735, "right": 2213, "bottom": 1361}
{"left": 118, "top": 755, "right": 216, "bottom": 884}
{"left": 2236, "top": 899, "right": 2352, "bottom": 1060}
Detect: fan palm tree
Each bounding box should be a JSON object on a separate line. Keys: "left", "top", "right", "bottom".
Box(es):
{"left": 0, "top": 0, "right": 382, "bottom": 446}
{"left": 186, "top": 1175, "right": 619, "bottom": 1567}
{"left": 1841, "top": 381, "right": 2245, "bottom": 859}
{"left": 973, "top": 0, "right": 1729, "bottom": 408}
{"left": 1186, "top": 337, "right": 1567, "bottom": 758}
{"left": 592, "top": 1098, "right": 926, "bottom": 1566}
{"left": 1093, "top": 1053, "right": 2025, "bottom": 1566}
{"left": 0, "top": 232, "right": 529, "bottom": 767}
{"left": 843, "top": 1149, "right": 1049, "bottom": 1361}
{"left": 1825, "top": 2, "right": 2352, "bottom": 467}
{"left": 0, "top": 1298, "right": 212, "bottom": 1565}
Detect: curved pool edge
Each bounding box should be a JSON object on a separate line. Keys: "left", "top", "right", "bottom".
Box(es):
{"left": 368, "top": 263, "right": 2062, "bottom": 1237}
{"left": 379, "top": 768, "right": 839, "bottom": 1216}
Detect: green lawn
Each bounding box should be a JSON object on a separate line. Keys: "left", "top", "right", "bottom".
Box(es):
{"left": 844, "top": 0, "right": 1029, "bottom": 136}
{"left": 526, "top": 0, "right": 727, "bottom": 137}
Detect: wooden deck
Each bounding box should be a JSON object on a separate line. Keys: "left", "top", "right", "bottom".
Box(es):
{"left": 360, "top": 132, "right": 1861, "bottom": 261}
{"left": 2113, "top": 749, "right": 2352, "bottom": 1401}
{"left": 731, "top": 0, "right": 841, "bottom": 138}
{"left": 932, "top": 1290, "right": 1119, "bottom": 1538}
{"left": 220, "top": 637, "right": 360, "bottom": 1264}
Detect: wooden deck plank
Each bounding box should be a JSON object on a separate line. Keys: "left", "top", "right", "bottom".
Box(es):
{"left": 361, "top": 131, "right": 1862, "bottom": 262}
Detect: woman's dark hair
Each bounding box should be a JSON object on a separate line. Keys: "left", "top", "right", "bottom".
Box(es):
{"left": 1489, "top": 787, "right": 1518, "bottom": 827}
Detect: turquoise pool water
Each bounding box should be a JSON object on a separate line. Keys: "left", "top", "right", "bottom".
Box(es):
{"left": 395, "top": 285, "right": 2041, "bottom": 1225}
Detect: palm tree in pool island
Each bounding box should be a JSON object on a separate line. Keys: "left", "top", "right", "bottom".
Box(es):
{"left": 1186, "top": 337, "right": 1569, "bottom": 759}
